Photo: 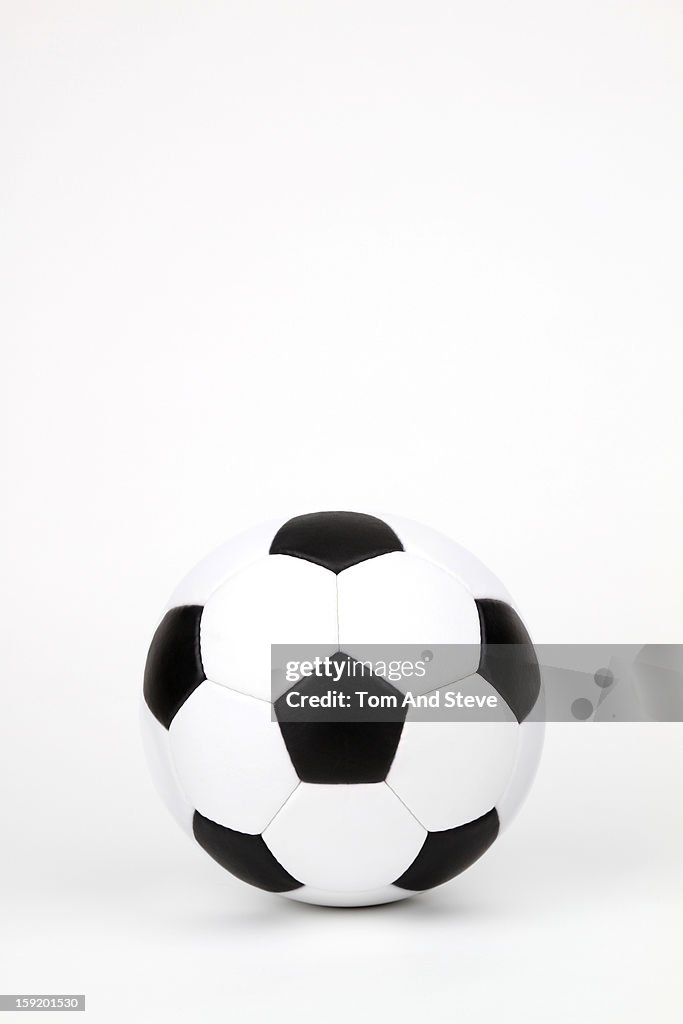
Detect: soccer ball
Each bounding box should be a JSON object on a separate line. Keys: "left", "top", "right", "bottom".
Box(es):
{"left": 141, "top": 511, "right": 543, "bottom": 907}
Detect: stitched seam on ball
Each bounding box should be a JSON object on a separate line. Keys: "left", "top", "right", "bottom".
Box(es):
{"left": 260, "top": 780, "right": 303, "bottom": 835}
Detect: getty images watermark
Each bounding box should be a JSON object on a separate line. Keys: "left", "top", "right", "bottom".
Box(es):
{"left": 270, "top": 644, "right": 683, "bottom": 722}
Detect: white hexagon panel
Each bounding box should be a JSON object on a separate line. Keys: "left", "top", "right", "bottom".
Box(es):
{"left": 200, "top": 554, "right": 338, "bottom": 702}
{"left": 168, "top": 681, "right": 299, "bottom": 835}
{"left": 263, "top": 783, "right": 426, "bottom": 892}
{"left": 337, "top": 551, "right": 482, "bottom": 693}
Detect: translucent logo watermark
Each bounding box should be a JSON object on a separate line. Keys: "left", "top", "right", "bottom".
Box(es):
{"left": 270, "top": 644, "right": 683, "bottom": 722}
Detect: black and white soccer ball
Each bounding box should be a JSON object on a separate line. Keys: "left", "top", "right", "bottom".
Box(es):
{"left": 141, "top": 512, "right": 543, "bottom": 907}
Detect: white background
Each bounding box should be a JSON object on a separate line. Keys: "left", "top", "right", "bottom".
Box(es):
{"left": 1, "top": 2, "right": 681, "bottom": 1022}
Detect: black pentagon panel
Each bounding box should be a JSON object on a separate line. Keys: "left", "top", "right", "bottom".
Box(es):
{"left": 275, "top": 652, "right": 406, "bottom": 784}
{"left": 193, "top": 811, "right": 302, "bottom": 893}
{"left": 143, "top": 605, "right": 205, "bottom": 729}
{"left": 475, "top": 599, "right": 541, "bottom": 723}
{"left": 394, "top": 809, "right": 500, "bottom": 891}
{"left": 269, "top": 511, "right": 403, "bottom": 574}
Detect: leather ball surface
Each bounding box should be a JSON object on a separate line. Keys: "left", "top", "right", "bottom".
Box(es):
{"left": 141, "top": 511, "right": 543, "bottom": 907}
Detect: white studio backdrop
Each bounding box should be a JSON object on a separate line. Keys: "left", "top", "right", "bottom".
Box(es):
{"left": 1, "top": 3, "right": 682, "bottom": 1023}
